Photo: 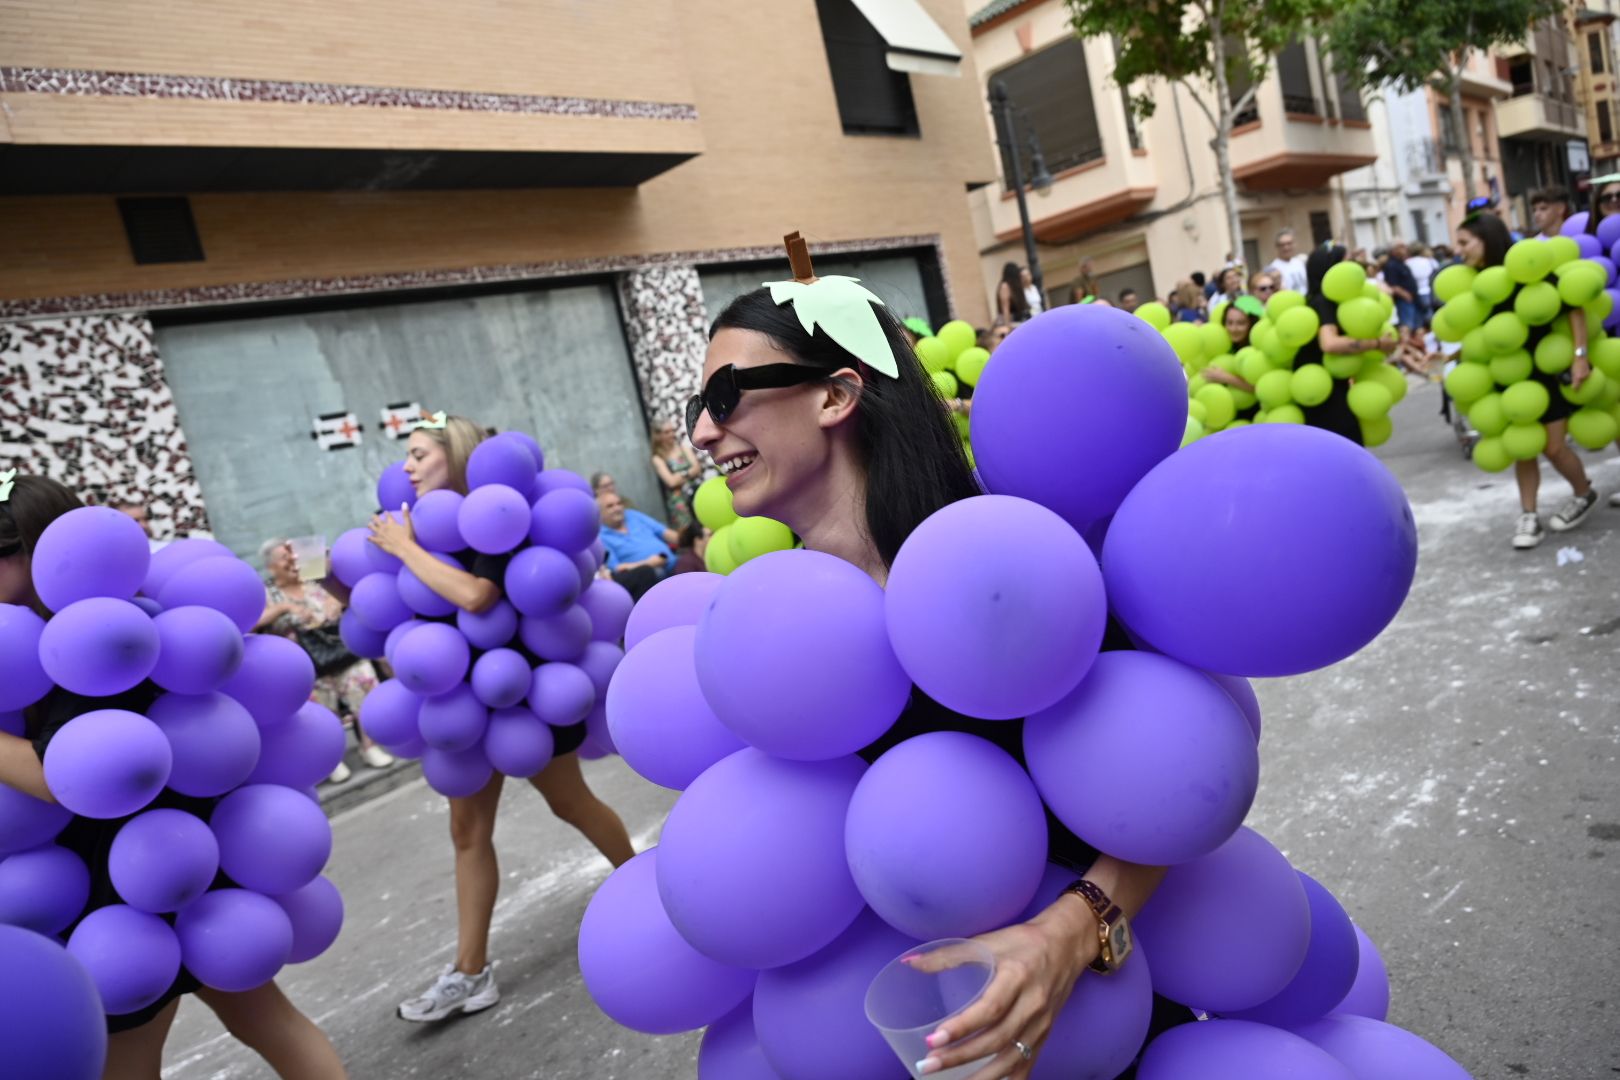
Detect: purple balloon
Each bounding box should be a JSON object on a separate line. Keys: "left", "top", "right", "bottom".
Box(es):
{"left": 211, "top": 784, "right": 332, "bottom": 895}
{"left": 220, "top": 634, "right": 316, "bottom": 727}
{"left": 695, "top": 551, "right": 910, "bottom": 760}
{"left": 534, "top": 468, "right": 593, "bottom": 498}
{"left": 0, "top": 786, "right": 72, "bottom": 857}
{"left": 1031, "top": 931, "right": 1155, "bottom": 1079}
{"left": 410, "top": 489, "right": 466, "bottom": 553}
{"left": 147, "top": 691, "right": 261, "bottom": 797}
{"left": 529, "top": 489, "right": 600, "bottom": 554}
{"left": 1597, "top": 214, "right": 1620, "bottom": 250}
{"left": 578, "top": 579, "right": 634, "bottom": 644}
{"left": 459, "top": 484, "right": 531, "bottom": 555}
{"left": 754, "top": 908, "right": 919, "bottom": 1080}
{"left": 501, "top": 431, "right": 545, "bottom": 472}
{"left": 377, "top": 460, "right": 417, "bottom": 511}
{"left": 0, "top": 844, "right": 90, "bottom": 934}
{"left": 141, "top": 537, "right": 233, "bottom": 598}
{"left": 458, "top": 598, "right": 519, "bottom": 651}
{"left": 1592, "top": 255, "right": 1618, "bottom": 286}
{"left": 383, "top": 617, "right": 426, "bottom": 664}
{"left": 0, "top": 604, "right": 52, "bottom": 710}
{"left": 1291, "top": 1014, "right": 1470, "bottom": 1079}
{"left": 1139, "top": 1019, "right": 1354, "bottom": 1080}
{"left": 67, "top": 905, "right": 181, "bottom": 1015}
{"left": 395, "top": 552, "right": 460, "bottom": 617}
{"left": 1332, "top": 924, "right": 1391, "bottom": 1021}
{"left": 1133, "top": 826, "right": 1309, "bottom": 1011}
{"left": 577, "top": 736, "right": 612, "bottom": 761}
{"left": 624, "top": 572, "right": 724, "bottom": 651}
{"left": 658, "top": 749, "right": 867, "bottom": 969}
{"left": 43, "top": 709, "right": 171, "bottom": 819}
{"left": 700, "top": 999, "right": 782, "bottom": 1080}
{"left": 348, "top": 571, "right": 413, "bottom": 633}
{"left": 0, "top": 924, "right": 107, "bottom": 1080}
{"left": 248, "top": 700, "right": 347, "bottom": 789}
{"left": 391, "top": 622, "right": 471, "bottom": 697}
{"left": 421, "top": 743, "right": 494, "bottom": 798}
{"left": 1025, "top": 652, "right": 1258, "bottom": 865}
{"left": 361, "top": 520, "right": 404, "bottom": 576}
{"left": 585, "top": 700, "right": 614, "bottom": 753}
{"left": 580, "top": 849, "right": 756, "bottom": 1034}
{"left": 1207, "top": 670, "right": 1262, "bottom": 741}
{"left": 131, "top": 596, "right": 163, "bottom": 616}
{"left": 31, "top": 507, "right": 151, "bottom": 612}
{"left": 887, "top": 495, "right": 1105, "bottom": 720}
{"left": 847, "top": 732, "right": 1047, "bottom": 939}
{"left": 1561, "top": 210, "right": 1591, "bottom": 236}
{"left": 418, "top": 684, "right": 488, "bottom": 752}
{"left": 528, "top": 662, "right": 596, "bottom": 727}
{"left": 467, "top": 438, "right": 538, "bottom": 497}
{"left": 974, "top": 305, "right": 1186, "bottom": 530}
{"left": 338, "top": 608, "right": 388, "bottom": 658}
{"left": 519, "top": 606, "right": 592, "bottom": 662}
{"left": 571, "top": 548, "right": 597, "bottom": 590}
{"left": 483, "top": 707, "right": 556, "bottom": 777}
{"left": 1606, "top": 287, "right": 1620, "bottom": 332}
{"left": 1104, "top": 426, "right": 1417, "bottom": 677}
{"left": 175, "top": 888, "right": 293, "bottom": 992}
{"left": 156, "top": 555, "right": 266, "bottom": 634}
{"left": 272, "top": 875, "right": 345, "bottom": 964}
{"left": 506, "top": 546, "right": 581, "bottom": 617}
{"left": 330, "top": 528, "right": 375, "bottom": 588}
{"left": 0, "top": 711, "right": 19, "bottom": 737}
{"left": 607, "top": 627, "right": 746, "bottom": 790}
{"left": 359, "top": 678, "right": 425, "bottom": 750}
{"left": 576, "top": 640, "right": 626, "bottom": 698}
{"left": 37, "top": 597, "right": 160, "bottom": 697}
{"left": 108, "top": 808, "right": 219, "bottom": 913}
{"left": 149, "top": 605, "right": 245, "bottom": 695}
{"left": 1229, "top": 871, "right": 1359, "bottom": 1026}
{"left": 471, "top": 648, "right": 532, "bottom": 708}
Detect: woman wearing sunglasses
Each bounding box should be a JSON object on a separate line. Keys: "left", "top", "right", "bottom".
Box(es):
{"left": 367, "top": 416, "right": 634, "bottom": 1024}
{"left": 1247, "top": 270, "right": 1280, "bottom": 300}
{"left": 1584, "top": 181, "right": 1620, "bottom": 507}
{"left": 686, "top": 285, "right": 1179, "bottom": 1079}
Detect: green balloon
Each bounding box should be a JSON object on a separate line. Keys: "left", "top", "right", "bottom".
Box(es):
{"left": 1324, "top": 351, "right": 1364, "bottom": 379}
{"left": 1255, "top": 324, "right": 1295, "bottom": 365}
{"left": 1513, "top": 281, "right": 1561, "bottom": 326}
{"left": 1347, "top": 381, "right": 1394, "bottom": 420}
{"left": 1556, "top": 262, "right": 1605, "bottom": 307}
{"left": 1561, "top": 367, "right": 1607, "bottom": 405}
{"left": 1445, "top": 362, "right": 1493, "bottom": 406}
{"left": 1226, "top": 418, "right": 1252, "bottom": 429}
{"left": 1322, "top": 261, "right": 1367, "bottom": 303}
{"left": 1163, "top": 322, "right": 1205, "bottom": 366}
{"left": 1434, "top": 263, "right": 1478, "bottom": 302}
{"left": 1501, "top": 379, "right": 1550, "bottom": 422}
{"left": 1504, "top": 238, "right": 1554, "bottom": 284}
{"left": 953, "top": 411, "right": 971, "bottom": 439}
{"left": 1263, "top": 404, "right": 1306, "bottom": 424}
{"left": 1136, "top": 302, "right": 1172, "bottom": 331}
{"left": 1471, "top": 435, "right": 1513, "bottom": 472}
{"left": 1265, "top": 290, "right": 1307, "bottom": 319}
{"left": 1441, "top": 292, "right": 1488, "bottom": 332}
{"left": 1375, "top": 289, "right": 1395, "bottom": 323}
{"left": 936, "top": 320, "right": 977, "bottom": 363}
{"left": 1570, "top": 405, "right": 1620, "bottom": 449}
{"left": 1181, "top": 416, "right": 1206, "bottom": 447}
{"left": 1276, "top": 306, "right": 1321, "bottom": 348}
{"left": 1431, "top": 308, "right": 1463, "bottom": 344}
{"left": 1483, "top": 311, "right": 1530, "bottom": 354}
{"left": 1365, "top": 362, "right": 1408, "bottom": 404}
{"left": 1210, "top": 353, "right": 1241, "bottom": 375}
{"left": 955, "top": 346, "right": 991, "bottom": 387}
{"left": 931, "top": 370, "right": 960, "bottom": 399}
{"left": 1501, "top": 421, "right": 1548, "bottom": 460}
{"left": 1467, "top": 392, "right": 1508, "bottom": 436}
{"left": 1187, "top": 398, "right": 1208, "bottom": 424}
{"left": 916, "top": 336, "right": 952, "bottom": 373}
{"left": 1229, "top": 388, "right": 1257, "bottom": 410}
{"left": 1592, "top": 337, "right": 1620, "bottom": 380}
{"left": 1255, "top": 369, "right": 1295, "bottom": 408}
{"left": 1585, "top": 291, "right": 1615, "bottom": 325}
{"left": 1544, "top": 235, "right": 1581, "bottom": 268}
{"left": 1187, "top": 374, "right": 1208, "bottom": 396}
{"left": 1601, "top": 378, "right": 1620, "bottom": 408}
{"left": 1489, "top": 349, "right": 1533, "bottom": 387}
{"left": 1361, "top": 415, "right": 1394, "bottom": 447}
{"left": 1357, "top": 351, "right": 1388, "bottom": 379}
{"left": 1199, "top": 322, "right": 1232, "bottom": 359}
{"left": 1471, "top": 266, "right": 1516, "bottom": 305}
{"left": 1459, "top": 328, "right": 1492, "bottom": 364}
{"left": 728, "top": 516, "right": 795, "bottom": 565}
{"left": 1290, "top": 363, "right": 1333, "bottom": 407}
{"left": 693, "top": 475, "right": 738, "bottom": 531}
{"left": 1238, "top": 347, "right": 1274, "bottom": 385}
{"left": 1534, "top": 333, "right": 1574, "bottom": 374}
{"left": 1194, "top": 383, "right": 1236, "bottom": 428}
{"left": 1336, "top": 297, "right": 1385, "bottom": 340}
{"left": 704, "top": 524, "right": 739, "bottom": 574}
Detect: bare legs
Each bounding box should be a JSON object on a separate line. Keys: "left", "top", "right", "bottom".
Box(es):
{"left": 100, "top": 982, "right": 343, "bottom": 1080}
{"left": 1515, "top": 419, "right": 1592, "bottom": 512}
{"left": 101, "top": 999, "right": 179, "bottom": 1080}
{"left": 529, "top": 752, "right": 635, "bottom": 869}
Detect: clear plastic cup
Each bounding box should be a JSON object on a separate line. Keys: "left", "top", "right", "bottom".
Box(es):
{"left": 865, "top": 938, "right": 997, "bottom": 1079}
{"left": 288, "top": 535, "right": 328, "bottom": 582}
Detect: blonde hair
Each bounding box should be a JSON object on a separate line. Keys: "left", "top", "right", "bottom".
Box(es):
{"left": 417, "top": 415, "right": 488, "bottom": 494}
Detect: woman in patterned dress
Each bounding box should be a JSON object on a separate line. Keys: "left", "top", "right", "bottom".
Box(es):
{"left": 649, "top": 419, "right": 704, "bottom": 531}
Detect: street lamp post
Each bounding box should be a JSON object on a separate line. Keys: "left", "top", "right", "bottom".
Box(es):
{"left": 989, "top": 80, "right": 1055, "bottom": 307}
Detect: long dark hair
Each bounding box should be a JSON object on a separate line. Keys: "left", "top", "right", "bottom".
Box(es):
{"left": 1305, "top": 244, "right": 1348, "bottom": 298}
{"left": 999, "top": 262, "right": 1030, "bottom": 321}
{"left": 709, "top": 290, "right": 981, "bottom": 568}
{"left": 0, "top": 473, "right": 82, "bottom": 560}
{"left": 1458, "top": 213, "right": 1512, "bottom": 269}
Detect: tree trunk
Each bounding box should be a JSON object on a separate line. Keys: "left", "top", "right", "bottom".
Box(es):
{"left": 1444, "top": 60, "right": 1477, "bottom": 205}
{"left": 1206, "top": 2, "right": 1244, "bottom": 263}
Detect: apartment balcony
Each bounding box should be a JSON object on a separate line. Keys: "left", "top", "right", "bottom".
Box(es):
{"left": 987, "top": 137, "right": 1157, "bottom": 245}
{"left": 1494, "top": 93, "right": 1585, "bottom": 141}
{"left": 1229, "top": 80, "right": 1377, "bottom": 191}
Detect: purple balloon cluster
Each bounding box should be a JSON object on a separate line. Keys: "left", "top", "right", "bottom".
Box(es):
{"left": 0, "top": 509, "right": 345, "bottom": 1017}
{"left": 576, "top": 305, "right": 1440, "bottom": 1078}
{"left": 343, "top": 443, "right": 631, "bottom": 796}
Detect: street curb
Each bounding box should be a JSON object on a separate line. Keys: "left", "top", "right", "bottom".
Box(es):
{"left": 317, "top": 756, "right": 423, "bottom": 817}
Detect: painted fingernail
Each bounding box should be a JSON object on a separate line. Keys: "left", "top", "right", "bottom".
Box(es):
{"left": 926, "top": 1029, "right": 949, "bottom": 1048}
{"left": 915, "top": 1057, "right": 941, "bottom": 1076}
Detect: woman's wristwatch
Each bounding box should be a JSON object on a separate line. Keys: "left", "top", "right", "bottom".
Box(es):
{"left": 1060, "top": 879, "right": 1134, "bottom": 975}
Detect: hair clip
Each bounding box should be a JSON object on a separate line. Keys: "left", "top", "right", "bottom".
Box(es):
{"left": 418, "top": 411, "right": 448, "bottom": 430}
{"left": 0, "top": 468, "right": 15, "bottom": 503}
{"left": 764, "top": 232, "right": 898, "bottom": 379}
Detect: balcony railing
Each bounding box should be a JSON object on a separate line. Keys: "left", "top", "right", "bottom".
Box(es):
{"left": 1233, "top": 101, "right": 1260, "bottom": 126}
{"left": 1283, "top": 93, "right": 1322, "bottom": 116}
{"left": 1407, "top": 136, "right": 1448, "bottom": 175}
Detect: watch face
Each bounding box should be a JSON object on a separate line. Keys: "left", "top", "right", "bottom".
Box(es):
{"left": 1108, "top": 920, "right": 1133, "bottom": 967}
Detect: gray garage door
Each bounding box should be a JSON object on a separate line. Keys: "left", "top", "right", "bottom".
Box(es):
{"left": 156, "top": 283, "right": 658, "bottom": 560}
{"left": 699, "top": 253, "right": 933, "bottom": 331}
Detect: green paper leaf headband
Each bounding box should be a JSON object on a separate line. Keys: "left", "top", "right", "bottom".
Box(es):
{"left": 763, "top": 231, "right": 898, "bottom": 379}
{"left": 1234, "top": 295, "right": 1266, "bottom": 319}
{"left": 418, "top": 411, "right": 448, "bottom": 430}
{"left": 0, "top": 469, "right": 14, "bottom": 502}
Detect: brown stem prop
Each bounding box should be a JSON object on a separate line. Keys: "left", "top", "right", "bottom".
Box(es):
{"left": 785, "top": 231, "right": 818, "bottom": 285}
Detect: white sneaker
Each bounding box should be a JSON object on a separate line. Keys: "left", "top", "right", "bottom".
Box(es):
{"left": 1549, "top": 490, "right": 1598, "bottom": 532}
{"left": 1607, "top": 490, "right": 1620, "bottom": 508}
{"left": 1512, "top": 512, "right": 1545, "bottom": 550}
{"left": 360, "top": 745, "right": 395, "bottom": 769}
{"left": 398, "top": 964, "right": 500, "bottom": 1023}
{"left": 327, "top": 761, "right": 352, "bottom": 784}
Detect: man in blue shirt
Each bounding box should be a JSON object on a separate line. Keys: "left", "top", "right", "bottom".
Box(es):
{"left": 597, "top": 492, "right": 681, "bottom": 600}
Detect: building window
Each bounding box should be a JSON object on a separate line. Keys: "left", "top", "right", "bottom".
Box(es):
{"left": 1601, "top": 100, "right": 1614, "bottom": 145}
{"left": 1411, "top": 209, "right": 1429, "bottom": 245}
{"left": 813, "top": 0, "right": 919, "bottom": 136}
{"left": 1278, "top": 40, "right": 1318, "bottom": 115}
{"left": 1590, "top": 30, "right": 1607, "bottom": 76}
{"left": 1310, "top": 210, "right": 1333, "bottom": 246}
{"left": 1440, "top": 106, "right": 1462, "bottom": 154}
{"left": 990, "top": 38, "right": 1104, "bottom": 188}
{"left": 1336, "top": 64, "right": 1367, "bottom": 122}
{"left": 1113, "top": 37, "right": 1143, "bottom": 150}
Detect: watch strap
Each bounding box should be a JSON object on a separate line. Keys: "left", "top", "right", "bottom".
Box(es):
{"left": 1061, "top": 879, "right": 1125, "bottom": 974}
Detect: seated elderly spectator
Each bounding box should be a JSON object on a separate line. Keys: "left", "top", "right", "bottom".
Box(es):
{"left": 597, "top": 492, "right": 683, "bottom": 600}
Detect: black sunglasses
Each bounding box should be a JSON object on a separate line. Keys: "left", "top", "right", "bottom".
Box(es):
{"left": 685, "top": 363, "right": 829, "bottom": 440}
{"left": 1601, "top": 193, "right": 1620, "bottom": 205}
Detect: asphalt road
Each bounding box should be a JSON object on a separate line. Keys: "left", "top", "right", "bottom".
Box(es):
{"left": 163, "top": 381, "right": 1620, "bottom": 1080}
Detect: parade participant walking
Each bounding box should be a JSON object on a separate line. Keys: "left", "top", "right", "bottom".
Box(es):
{"left": 367, "top": 417, "right": 634, "bottom": 1023}
{"left": 1289, "top": 245, "right": 1400, "bottom": 445}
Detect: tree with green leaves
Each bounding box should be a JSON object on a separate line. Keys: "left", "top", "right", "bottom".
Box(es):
{"left": 1327, "top": 0, "right": 1564, "bottom": 205}
{"left": 1066, "top": 0, "right": 1335, "bottom": 263}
